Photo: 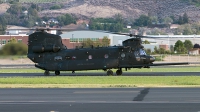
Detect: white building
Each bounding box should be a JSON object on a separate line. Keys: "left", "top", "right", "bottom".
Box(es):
{"left": 6, "top": 25, "right": 28, "bottom": 35}
{"left": 60, "top": 31, "right": 158, "bottom": 50}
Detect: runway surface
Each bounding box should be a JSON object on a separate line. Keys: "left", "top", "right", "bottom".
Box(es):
{"left": 0, "top": 88, "right": 200, "bottom": 112}
{"left": 0, "top": 72, "right": 200, "bottom": 76}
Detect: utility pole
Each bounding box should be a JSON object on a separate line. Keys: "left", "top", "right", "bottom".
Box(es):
{"left": 72, "top": 34, "right": 74, "bottom": 49}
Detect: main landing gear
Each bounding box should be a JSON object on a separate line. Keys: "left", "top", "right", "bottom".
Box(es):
{"left": 107, "top": 70, "right": 113, "bottom": 76}
{"left": 116, "top": 69, "right": 122, "bottom": 76}
{"left": 106, "top": 69, "right": 123, "bottom": 76}
{"left": 55, "top": 71, "right": 60, "bottom": 76}
{"left": 44, "top": 70, "right": 61, "bottom": 76}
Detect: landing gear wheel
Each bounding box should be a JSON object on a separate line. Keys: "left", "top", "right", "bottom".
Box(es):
{"left": 72, "top": 71, "right": 75, "bottom": 74}
{"left": 44, "top": 70, "right": 50, "bottom": 76}
{"left": 107, "top": 70, "right": 113, "bottom": 76}
{"left": 55, "top": 71, "right": 60, "bottom": 76}
{"left": 116, "top": 70, "right": 122, "bottom": 76}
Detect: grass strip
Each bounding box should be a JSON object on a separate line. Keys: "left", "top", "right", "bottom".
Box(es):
{"left": 0, "top": 76, "right": 200, "bottom": 88}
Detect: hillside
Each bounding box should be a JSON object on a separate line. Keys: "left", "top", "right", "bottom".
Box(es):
{"left": 0, "top": 0, "right": 200, "bottom": 23}
{"left": 36, "top": 0, "right": 200, "bottom": 23}
{"left": 0, "top": 3, "right": 9, "bottom": 15}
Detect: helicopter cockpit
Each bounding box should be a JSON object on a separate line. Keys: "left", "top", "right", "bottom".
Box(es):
{"left": 139, "top": 49, "right": 146, "bottom": 56}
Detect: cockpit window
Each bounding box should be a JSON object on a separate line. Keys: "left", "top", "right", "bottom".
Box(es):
{"left": 139, "top": 49, "right": 146, "bottom": 55}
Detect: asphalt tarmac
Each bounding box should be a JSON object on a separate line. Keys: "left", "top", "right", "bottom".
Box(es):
{"left": 0, "top": 88, "right": 200, "bottom": 112}
{"left": 0, "top": 72, "right": 200, "bottom": 76}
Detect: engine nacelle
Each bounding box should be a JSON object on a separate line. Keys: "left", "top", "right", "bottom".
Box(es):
{"left": 32, "top": 45, "right": 60, "bottom": 53}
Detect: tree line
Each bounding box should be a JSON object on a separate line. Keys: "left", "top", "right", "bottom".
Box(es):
{"left": 89, "top": 14, "right": 124, "bottom": 32}
{"left": 134, "top": 13, "right": 189, "bottom": 27}
{"left": 81, "top": 36, "right": 110, "bottom": 48}
{"left": 144, "top": 39, "right": 194, "bottom": 55}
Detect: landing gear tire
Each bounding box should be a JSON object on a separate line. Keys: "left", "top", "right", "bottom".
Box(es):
{"left": 55, "top": 71, "right": 60, "bottom": 76}
{"left": 44, "top": 70, "right": 50, "bottom": 76}
{"left": 116, "top": 70, "right": 122, "bottom": 76}
{"left": 72, "top": 71, "right": 75, "bottom": 74}
{"left": 107, "top": 70, "right": 113, "bottom": 76}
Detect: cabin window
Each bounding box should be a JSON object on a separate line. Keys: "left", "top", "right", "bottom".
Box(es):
{"left": 88, "top": 55, "right": 92, "bottom": 59}
{"left": 121, "top": 53, "right": 125, "bottom": 58}
{"left": 104, "top": 54, "right": 109, "bottom": 58}
{"left": 54, "top": 56, "right": 62, "bottom": 61}
{"left": 72, "top": 56, "right": 76, "bottom": 60}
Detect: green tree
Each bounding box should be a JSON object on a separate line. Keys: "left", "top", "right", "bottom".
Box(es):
{"left": 184, "top": 40, "right": 193, "bottom": 52}
{"left": 0, "top": 16, "right": 7, "bottom": 35}
{"left": 9, "top": 37, "right": 18, "bottom": 43}
{"left": 3, "top": 3, "right": 40, "bottom": 27}
{"left": 154, "top": 46, "right": 159, "bottom": 54}
{"left": 143, "top": 40, "right": 150, "bottom": 44}
{"left": 183, "top": 24, "right": 193, "bottom": 35}
{"left": 183, "top": 13, "right": 189, "bottom": 24}
{"left": 178, "top": 16, "right": 183, "bottom": 24}
{"left": 150, "top": 16, "right": 158, "bottom": 24}
{"left": 114, "top": 13, "right": 123, "bottom": 24}
{"left": 144, "top": 48, "right": 151, "bottom": 55}
{"left": 7, "top": 3, "right": 22, "bottom": 15}
{"left": 163, "top": 17, "right": 173, "bottom": 24}
{"left": 102, "top": 36, "right": 110, "bottom": 46}
{"left": 134, "top": 15, "right": 151, "bottom": 26}
{"left": 81, "top": 38, "right": 94, "bottom": 48}
{"left": 50, "top": 4, "right": 62, "bottom": 10}
{"left": 174, "top": 40, "right": 186, "bottom": 53}
{"left": 158, "top": 48, "right": 165, "bottom": 54}
{"left": 57, "top": 14, "right": 76, "bottom": 26}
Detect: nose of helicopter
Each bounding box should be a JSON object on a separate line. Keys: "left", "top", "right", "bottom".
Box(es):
{"left": 150, "top": 56, "right": 155, "bottom": 62}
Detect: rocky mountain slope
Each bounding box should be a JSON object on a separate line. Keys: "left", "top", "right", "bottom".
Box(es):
{"left": 1, "top": 0, "right": 200, "bottom": 22}
{"left": 0, "top": 3, "right": 9, "bottom": 15}
{"left": 37, "top": 0, "right": 200, "bottom": 22}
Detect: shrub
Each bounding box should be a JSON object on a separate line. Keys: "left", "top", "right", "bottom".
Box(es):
{"left": 0, "top": 43, "right": 28, "bottom": 55}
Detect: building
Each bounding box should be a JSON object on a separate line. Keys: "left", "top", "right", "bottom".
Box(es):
{"left": 6, "top": 25, "right": 29, "bottom": 35}
{"left": 170, "top": 24, "right": 180, "bottom": 29}
{"left": 1, "top": 30, "right": 200, "bottom": 53}
{"left": 189, "top": 48, "right": 200, "bottom": 55}
{"left": 0, "top": 35, "right": 28, "bottom": 48}
{"left": 159, "top": 44, "right": 170, "bottom": 50}
{"left": 59, "top": 31, "right": 159, "bottom": 51}
{"left": 60, "top": 31, "right": 130, "bottom": 49}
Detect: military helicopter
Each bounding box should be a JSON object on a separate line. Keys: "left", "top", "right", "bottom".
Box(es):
{"left": 26, "top": 28, "right": 189, "bottom": 76}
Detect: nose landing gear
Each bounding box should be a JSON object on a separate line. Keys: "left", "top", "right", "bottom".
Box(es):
{"left": 44, "top": 70, "right": 50, "bottom": 76}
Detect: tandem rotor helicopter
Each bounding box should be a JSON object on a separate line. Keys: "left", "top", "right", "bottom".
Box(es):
{"left": 25, "top": 28, "right": 189, "bottom": 76}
